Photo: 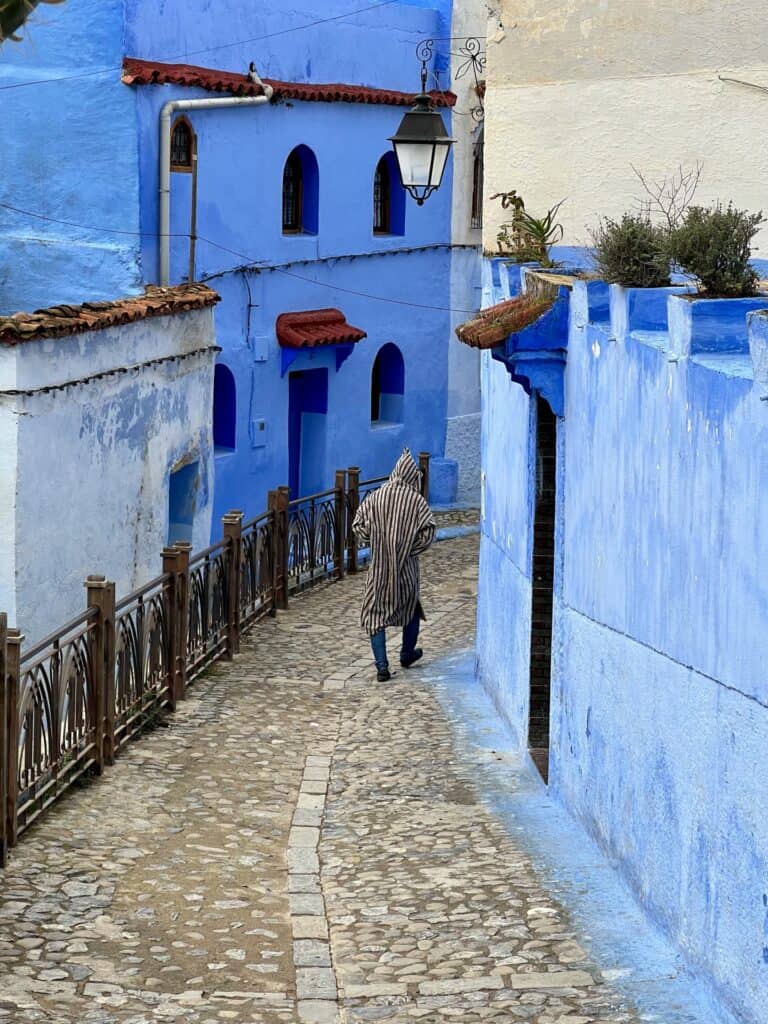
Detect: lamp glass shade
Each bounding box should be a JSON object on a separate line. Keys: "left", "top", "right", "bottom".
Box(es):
{"left": 389, "top": 98, "right": 454, "bottom": 204}
{"left": 392, "top": 139, "right": 435, "bottom": 189}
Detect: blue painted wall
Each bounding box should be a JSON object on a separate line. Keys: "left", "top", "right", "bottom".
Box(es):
{"left": 476, "top": 257, "right": 768, "bottom": 1024}
{"left": 0, "top": 0, "right": 143, "bottom": 313}
{"left": 127, "top": 0, "right": 459, "bottom": 528}
{"left": 124, "top": 0, "right": 447, "bottom": 92}
{"left": 1, "top": 0, "right": 469, "bottom": 526}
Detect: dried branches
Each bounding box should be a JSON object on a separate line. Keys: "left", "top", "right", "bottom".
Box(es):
{"left": 632, "top": 162, "right": 703, "bottom": 230}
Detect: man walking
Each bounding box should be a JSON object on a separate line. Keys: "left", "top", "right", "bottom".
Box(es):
{"left": 352, "top": 449, "right": 435, "bottom": 681}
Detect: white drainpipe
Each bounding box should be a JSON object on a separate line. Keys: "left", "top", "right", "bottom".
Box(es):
{"left": 159, "top": 70, "right": 274, "bottom": 285}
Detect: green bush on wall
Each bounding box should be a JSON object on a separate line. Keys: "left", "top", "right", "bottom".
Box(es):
{"left": 669, "top": 203, "right": 764, "bottom": 298}
{"left": 591, "top": 214, "right": 671, "bottom": 288}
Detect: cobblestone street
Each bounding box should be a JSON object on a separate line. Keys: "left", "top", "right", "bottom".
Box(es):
{"left": 0, "top": 536, "right": 646, "bottom": 1024}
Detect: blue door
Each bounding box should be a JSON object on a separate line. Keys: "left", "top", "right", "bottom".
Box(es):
{"left": 288, "top": 368, "right": 328, "bottom": 497}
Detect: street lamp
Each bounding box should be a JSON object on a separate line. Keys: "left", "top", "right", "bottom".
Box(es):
{"left": 389, "top": 59, "right": 454, "bottom": 205}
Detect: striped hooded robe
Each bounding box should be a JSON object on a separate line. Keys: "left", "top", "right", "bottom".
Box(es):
{"left": 353, "top": 449, "right": 436, "bottom": 636}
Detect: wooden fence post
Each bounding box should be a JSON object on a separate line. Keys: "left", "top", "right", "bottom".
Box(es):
{"left": 5, "top": 628, "right": 22, "bottom": 850}
{"left": 346, "top": 467, "right": 360, "bottom": 574}
{"left": 276, "top": 486, "right": 290, "bottom": 610}
{"left": 86, "top": 576, "right": 114, "bottom": 775}
{"left": 419, "top": 451, "right": 431, "bottom": 502}
{"left": 334, "top": 470, "right": 346, "bottom": 582}
{"left": 175, "top": 542, "right": 191, "bottom": 699}
{"left": 222, "top": 511, "right": 243, "bottom": 658}
{"left": 0, "top": 614, "right": 6, "bottom": 868}
{"left": 162, "top": 547, "right": 181, "bottom": 710}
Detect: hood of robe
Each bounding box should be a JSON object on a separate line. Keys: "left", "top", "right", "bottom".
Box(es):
{"left": 388, "top": 449, "right": 421, "bottom": 491}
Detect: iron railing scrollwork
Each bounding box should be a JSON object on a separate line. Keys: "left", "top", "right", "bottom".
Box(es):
{"left": 240, "top": 511, "right": 275, "bottom": 628}
{"left": 187, "top": 542, "right": 230, "bottom": 681}
{"left": 11, "top": 609, "right": 99, "bottom": 839}
{"left": 0, "top": 455, "right": 429, "bottom": 864}
{"left": 114, "top": 574, "right": 173, "bottom": 752}
{"left": 287, "top": 490, "right": 339, "bottom": 591}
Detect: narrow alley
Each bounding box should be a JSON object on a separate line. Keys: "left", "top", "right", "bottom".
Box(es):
{"left": 0, "top": 537, "right": 699, "bottom": 1024}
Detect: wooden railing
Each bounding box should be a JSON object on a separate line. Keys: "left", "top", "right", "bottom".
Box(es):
{"left": 0, "top": 456, "right": 430, "bottom": 867}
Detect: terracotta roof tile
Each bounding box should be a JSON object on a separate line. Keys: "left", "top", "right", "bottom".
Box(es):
{"left": 122, "top": 57, "right": 456, "bottom": 108}
{"left": 0, "top": 284, "right": 220, "bottom": 345}
{"left": 276, "top": 308, "right": 367, "bottom": 349}
{"left": 455, "top": 294, "right": 556, "bottom": 349}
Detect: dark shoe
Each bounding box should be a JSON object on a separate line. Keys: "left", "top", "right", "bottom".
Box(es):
{"left": 377, "top": 668, "right": 391, "bottom": 682}
{"left": 400, "top": 648, "right": 423, "bottom": 668}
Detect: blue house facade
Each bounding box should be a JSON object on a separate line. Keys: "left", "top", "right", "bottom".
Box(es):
{"left": 469, "top": 258, "right": 768, "bottom": 1024}
{"left": 1, "top": 0, "right": 481, "bottom": 540}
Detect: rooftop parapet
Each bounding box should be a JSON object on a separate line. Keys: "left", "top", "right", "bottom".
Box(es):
{"left": 668, "top": 295, "right": 768, "bottom": 359}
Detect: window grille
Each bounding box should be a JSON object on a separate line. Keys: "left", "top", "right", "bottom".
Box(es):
{"left": 282, "top": 151, "right": 303, "bottom": 232}
{"left": 170, "top": 118, "right": 194, "bottom": 172}
{"left": 471, "top": 144, "right": 484, "bottom": 229}
{"left": 373, "top": 158, "right": 391, "bottom": 234}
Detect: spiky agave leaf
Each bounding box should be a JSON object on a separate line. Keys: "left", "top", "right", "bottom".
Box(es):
{"left": 0, "top": 0, "right": 66, "bottom": 44}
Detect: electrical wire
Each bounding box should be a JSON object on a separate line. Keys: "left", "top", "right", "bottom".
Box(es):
{"left": 0, "top": 201, "right": 481, "bottom": 314}
{"left": 0, "top": 0, "right": 400, "bottom": 92}
{"left": 199, "top": 237, "right": 478, "bottom": 313}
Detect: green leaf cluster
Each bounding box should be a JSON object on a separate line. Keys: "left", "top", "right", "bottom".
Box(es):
{"left": 592, "top": 203, "right": 764, "bottom": 296}
{"left": 0, "top": 0, "right": 65, "bottom": 44}
{"left": 492, "top": 194, "right": 566, "bottom": 269}
{"left": 591, "top": 215, "right": 671, "bottom": 288}
{"left": 668, "top": 203, "right": 764, "bottom": 298}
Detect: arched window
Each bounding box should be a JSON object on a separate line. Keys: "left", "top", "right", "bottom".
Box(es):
{"left": 213, "top": 364, "right": 236, "bottom": 452}
{"left": 374, "top": 158, "right": 391, "bottom": 234}
{"left": 373, "top": 153, "right": 405, "bottom": 236}
{"left": 170, "top": 116, "right": 195, "bottom": 172}
{"left": 371, "top": 343, "right": 405, "bottom": 424}
{"left": 471, "top": 127, "right": 484, "bottom": 229}
{"left": 282, "top": 145, "right": 319, "bottom": 234}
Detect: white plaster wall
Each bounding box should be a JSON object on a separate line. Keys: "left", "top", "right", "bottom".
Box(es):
{"left": 7, "top": 308, "right": 217, "bottom": 643}
{"left": 450, "top": 0, "right": 487, "bottom": 247}
{"left": 0, "top": 406, "right": 19, "bottom": 626}
{"left": 447, "top": 245, "right": 482, "bottom": 501}
{"left": 445, "top": 412, "right": 481, "bottom": 502}
{"left": 484, "top": 2, "right": 768, "bottom": 253}
{"left": 446, "top": 0, "right": 485, "bottom": 503}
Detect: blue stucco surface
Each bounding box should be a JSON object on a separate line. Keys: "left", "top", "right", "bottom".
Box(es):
{"left": 423, "top": 649, "right": 740, "bottom": 1024}
{"left": 0, "top": 0, "right": 143, "bottom": 312}
{"left": 476, "top": 258, "right": 768, "bottom": 1023}
{"left": 126, "top": 1, "right": 470, "bottom": 527}
{"left": 124, "top": 0, "right": 447, "bottom": 92}
{"left": 1, "top": 0, "right": 479, "bottom": 532}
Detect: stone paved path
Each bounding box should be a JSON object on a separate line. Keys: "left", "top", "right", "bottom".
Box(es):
{"left": 0, "top": 535, "right": 642, "bottom": 1023}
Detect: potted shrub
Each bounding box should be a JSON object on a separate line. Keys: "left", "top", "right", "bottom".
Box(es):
{"left": 666, "top": 203, "right": 767, "bottom": 358}
{"left": 669, "top": 203, "right": 763, "bottom": 298}
{"left": 490, "top": 192, "right": 565, "bottom": 269}
{"left": 591, "top": 214, "right": 670, "bottom": 288}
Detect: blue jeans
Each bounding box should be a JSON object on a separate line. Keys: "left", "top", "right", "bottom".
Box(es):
{"left": 371, "top": 614, "right": 420, "bottom": 671}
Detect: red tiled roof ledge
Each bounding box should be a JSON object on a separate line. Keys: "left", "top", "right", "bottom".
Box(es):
{"left": 276, "top": 308, "right": 367, "bottom": 349}
{"left": 0, "top": 284, "right": 220, "bottom": 345}
{"left": 455, "top": 293, "right": 557, "bottom": 350}
{"left": 122, "top": 57, "right": 456, "bottom": 108}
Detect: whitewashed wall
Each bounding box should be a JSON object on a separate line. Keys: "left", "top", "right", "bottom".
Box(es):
{"left": 484, "top": 1, "right": 768, "bottom": 253}
{"left": 447, "top": 0, "right": 485, "bottom": 502}
{"left": 0, "top": 308, "right": 217, "bottom": 643}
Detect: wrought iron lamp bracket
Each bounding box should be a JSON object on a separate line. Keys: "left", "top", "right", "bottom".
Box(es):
{"left": 416, "top": 36, "right": 486, "bottom": 122}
